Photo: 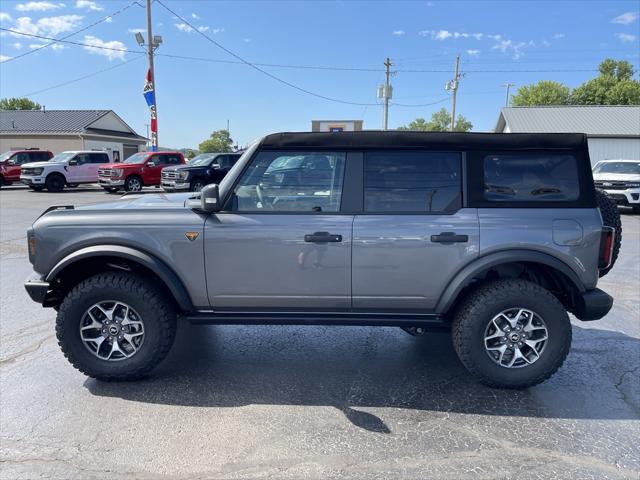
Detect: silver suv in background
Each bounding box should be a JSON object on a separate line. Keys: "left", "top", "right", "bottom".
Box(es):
{"left": 24, "top": 132, "right": 620, "bottom": 389}
{"left": 593, "top": 159, "right": 640, "bottom": 213}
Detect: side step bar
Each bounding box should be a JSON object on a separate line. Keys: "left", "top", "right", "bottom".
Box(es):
{"left": 184, "top": 311, "right": 450, "bottom": 330}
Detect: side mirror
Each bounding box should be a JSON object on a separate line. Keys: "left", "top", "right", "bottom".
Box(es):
{"left": 200, "top": 184, "right": 220, "bottom": 212}
{"left": 147, "top": 161, "right": 156, "bottom": 167}
{"left": 7, "top": 159, "right": 16, "bottom": 165}
{"left": 68, "top": 159, "right": 78, "bottom": 166}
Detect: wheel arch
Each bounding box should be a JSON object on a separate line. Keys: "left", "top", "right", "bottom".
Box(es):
{"left": 46, "top": 245, "right": 194, "bottom": 312}
{"left": 435, "top": 250, "right": 586, "bottom": 315}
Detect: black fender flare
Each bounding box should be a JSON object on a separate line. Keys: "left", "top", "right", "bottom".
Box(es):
{"left": 434, "top": 250, "right": 586, "bottom": 314}
{"left": 45, "top": 245, "right": 194, "bottom": 312}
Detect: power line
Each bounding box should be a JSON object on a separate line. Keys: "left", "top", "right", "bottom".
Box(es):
{"left": 391, "top": 97, "right": 450, "bottom": 107}
{"left": 154, "top": 0, "right": 380, "bottom": 106}
{"left": 20, "top": 55, "right": 145, "bottom": 97}
{"left": 0, "top": 29, "right": 144, "bottom": 55}
{"left": 1, "top": 1, "right": 141, "bottom": 64}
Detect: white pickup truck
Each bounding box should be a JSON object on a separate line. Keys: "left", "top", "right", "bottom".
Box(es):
{"left": 20, "top": 150, "right": 111, "bottom": 192}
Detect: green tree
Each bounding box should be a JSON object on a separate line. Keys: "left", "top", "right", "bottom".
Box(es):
{"left": 198, "top": 129, "right": 233, "bottom": 153}
{"left": 571, "top": 59, "right": 640, "bottom": 105}
{"left": 511, "top": 81, "right": 571, "bottom": 106}
{"left": 184, "top": 149, "right": 197, "bottom": 159}
{"left": 0, "top": 97, "right": 42, "bottom": 110}
{"left": 398, "top": 108, "right": 473, "bottom": 132}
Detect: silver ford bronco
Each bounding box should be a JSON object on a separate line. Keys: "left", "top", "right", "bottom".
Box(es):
{"left": 25, "top": 132, "right": 620, "bottom": 388}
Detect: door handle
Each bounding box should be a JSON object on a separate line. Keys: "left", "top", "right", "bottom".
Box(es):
{"left": 304, "top": 231, "right": 342, "bottom": 243}
{"left": 431, "top": 232, "right": 469, "bottom": 244}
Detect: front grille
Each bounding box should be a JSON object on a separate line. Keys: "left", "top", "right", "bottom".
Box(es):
{"left": 594, "top": 181, "right": 632, "bottom": 190}
{"left": 98, "top": 168, "right": 115, "bottom": 177}
{"left": 162, "top": 170, "right": 178, "bottom": 180}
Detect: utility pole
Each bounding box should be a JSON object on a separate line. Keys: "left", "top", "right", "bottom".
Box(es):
{"left": 137, "top": 1, "right": 162, "bottom": 151}
{"left": 501, "top": 82, "right": 515, "bottom": 107}
{"left": 383, "top": 57, "right": 392, "bottom": 130}
{"left": 449, "top": 55, "right": 460, "bottom": 132}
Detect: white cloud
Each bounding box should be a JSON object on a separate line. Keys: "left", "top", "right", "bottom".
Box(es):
{"left": 197, "top": 25, "right": 209, "bottom": 32}
{"left": 552, "top": 33, "right": 565, "bottom": 39}
{"left": 616, "top": 32, "right": 637, "bottom": 42}
{"left": 82, "top": 34, "right": 126, "bottom": 60}
{"left": 191, "top": 13, "right": 199, "bottom": 19}
{"left": 243, "top": 38, "right": 251, "bottom": 43}
{"left": 392, "top": 30, "right": 405, "bottom": 36}
{"left": 174, "top": 22, "right": 193, "bottom": 33}
{"left": 492, "top": 39, "right": 527, "bottom": 59}
{"left": 612, "top": 12, "right": 639, "bottom": 25}
{"left": 433, "top": 29, "right": 452, "bottom": 40}
{"left": 15, "top": 2, "right": 62, "bottom": 12}
{"left": 11, "top": 41, "right": 22, "bottom": 48}
{"left": 0, "top": 12, "right": 13, "bottom": 22}
{"left": 75, "top": 0, "right": 103, "bottom": 11}
{"left": 541, "top": 39, "right": 551, "bottom": 47}
{"left": 466, "top": 49, "right": 480, "bottom": 56}
{"left": 51, "top": 43, "right": 64, "bottom": 50}
{"left": 36, "top": 14, "right": 83, "bottom": 35}
{"left": 128, "top": 28, "right": 145, "bottom": 33}
{"left": 104, "top": 16, "right": 111, "bottom": 23}
{"left": 0, "top": 54, "right": 13, "bottom": 62}
{"left": 211, "top": 27, "right": 224, "bottom": 34}
{"left": 419, "top": 29, "right": 485, "bottom": 40}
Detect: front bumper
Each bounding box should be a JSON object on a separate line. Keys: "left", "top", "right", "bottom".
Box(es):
{"left": 20, "top": 175, "right": 45, "bottom": 186}
{"left": 574, "top": 288, "right": 613, "bottom": 321}
{"left": 24, "top": 273, "right": 51, "bottom": 305}
{"left": 602, "top": 188, "right": 640, "bottom": 205}
{"left": 99, "top": 178, "right": 125, "bottom": 187}
{"left": 161, "top": 180, "right": 190, "bottom": 191}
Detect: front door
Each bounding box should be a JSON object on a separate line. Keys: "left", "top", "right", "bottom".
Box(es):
{"left": 68, "top": 153, "right": 94, "bottom": 182}
{"left": 352, "top": 150, "right": 479, "bottom": 311}
{"left": 205, "top": 150, "right": 352, "bottom": 310}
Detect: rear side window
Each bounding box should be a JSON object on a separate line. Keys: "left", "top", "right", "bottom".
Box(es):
{"left": 364, "top": 151, "right": 461, "bottom": 213}
{"left": 89, "top": 153, "right": 109, "bottom": 163}
{"left": 163, "top": 154, "right": 182, "bottom": 165}
{"left": 483, "top": 154, "right": 579, "bottom": 202}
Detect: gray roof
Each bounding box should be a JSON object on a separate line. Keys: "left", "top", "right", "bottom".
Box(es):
{"left": 0, "top": 109, "right": 145, "bottom": 140}
{"left": 496, "top": 106, "right": 640, "bottom": 137}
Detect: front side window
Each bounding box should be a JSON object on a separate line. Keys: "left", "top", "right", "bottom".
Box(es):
{"left": 364, "top": 151, "right": 462, "bottom": 213}
{"left": 231, "top": 151, "right": 346, "bottom": 212}
{"left": 484, "top": 154, "right": 579, "bottom": 202}
{"left": 74, "top": 154, "right": 90, "bottom": 165}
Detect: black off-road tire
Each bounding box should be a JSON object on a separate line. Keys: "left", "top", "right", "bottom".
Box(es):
{"left": 595, "top": 188, "right": 621, "bottom": 277}
{"left": 56, "top": 272, "right": 177, "bottom": 381}
{"left": 124, "top": 175, "right": 143, "bottom": 192}
{"left": 45, "top": 173, "right": 66, "bottom": 192}
{"left": 452, "top": 279, "right": 572, "bottom": 389}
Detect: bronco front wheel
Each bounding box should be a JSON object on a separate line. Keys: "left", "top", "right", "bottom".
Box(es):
{"left": 56, "top": 272, "right": 177, "bottom": 380}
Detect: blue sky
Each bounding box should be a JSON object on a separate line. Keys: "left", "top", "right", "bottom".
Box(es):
{"left": 1, "top": 0, "right": 639, "bottom": 149}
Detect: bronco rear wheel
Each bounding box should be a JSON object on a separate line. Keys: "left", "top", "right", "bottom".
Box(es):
{"left": 595, "top": 189, "right": 621, "bottom": 277}
{"left": 56, "top": 272, "right": 177, "bottom": 381}
{"left": 452, "top": 279, "right": 571, "bottom": 389}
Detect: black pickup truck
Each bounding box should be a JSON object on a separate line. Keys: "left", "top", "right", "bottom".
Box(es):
{"left": 161, "top": 152, "right": 241, "bottom": 192}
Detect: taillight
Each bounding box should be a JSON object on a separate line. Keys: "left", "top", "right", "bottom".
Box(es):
{"left": 598, "top": 227, "right": 615, "bottom": 270}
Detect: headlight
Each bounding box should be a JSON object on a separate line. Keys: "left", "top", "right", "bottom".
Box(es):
{"left": 178, "top": 171, "right": 190, "bottom": 180}
{"left": 113, "top": 168, "right": 124, "bottom": 177}
{"left": 30, "top": 168, "right": 43, "bottom": 175}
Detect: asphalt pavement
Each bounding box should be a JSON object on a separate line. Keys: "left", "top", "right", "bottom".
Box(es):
{"left": 1, "top": 184, "right": 639, "bottom": 479}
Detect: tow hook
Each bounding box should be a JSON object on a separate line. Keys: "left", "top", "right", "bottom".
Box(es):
{"left": 401, "top": 326, "right": 426, "bottom": 336}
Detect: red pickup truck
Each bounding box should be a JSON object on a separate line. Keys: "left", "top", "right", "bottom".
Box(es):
{"left": 98, "top": 151, "right": 185, "bottom": 192}
{"left": 0, "top": 149, "right": 53, "bottom": 188}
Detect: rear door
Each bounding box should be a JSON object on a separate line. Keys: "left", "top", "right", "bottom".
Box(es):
{"left": 352, "top": 150, "right": 479, "bottom": 311}
{"left": 86, "top": 153, "right": 110, "bottom": 181}
{"left": 204, "top": 150, "right": 353, "bottom": 310}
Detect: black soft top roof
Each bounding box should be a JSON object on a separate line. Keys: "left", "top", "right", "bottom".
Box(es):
{"left": 260, "top": 131, "right": 588, "bottom": 151}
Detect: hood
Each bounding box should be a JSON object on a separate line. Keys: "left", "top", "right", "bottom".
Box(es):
{"left": 593, "top": 172, "right": 640, "bottom": 182}
{"left": 22, "top": 161, "right": 60, "bottom": 168}
{"left": 100, "top": 162, "right": 144, "bottom": 169}
{"left": 75, "top": 192, "right": 194, "bottom": 211}
{"left": 163, "top": 164, "right": 209, "bottom": 172}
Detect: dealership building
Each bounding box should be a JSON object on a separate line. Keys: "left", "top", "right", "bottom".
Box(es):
{"left": 495, "top": 105, "right": 640, "bottom": 165}
{"left": 0, "top": 109, "right": 147, "bottom": 162}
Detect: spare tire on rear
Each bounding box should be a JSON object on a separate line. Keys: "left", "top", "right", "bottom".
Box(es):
{"left": 595, "top": 189, "right": 621, "bottom": 277}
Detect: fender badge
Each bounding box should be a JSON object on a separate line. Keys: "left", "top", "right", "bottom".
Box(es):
{"left": 185, "top": 232, "right": 199, "bottom": 241}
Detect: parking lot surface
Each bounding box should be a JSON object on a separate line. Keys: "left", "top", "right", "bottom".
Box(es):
{"left": 1, "top": 185, "right": 639, "bottom": 479}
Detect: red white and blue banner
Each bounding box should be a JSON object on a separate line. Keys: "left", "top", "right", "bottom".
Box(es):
{"left": 143, "top": 68, "right": 157, "bottom": 151}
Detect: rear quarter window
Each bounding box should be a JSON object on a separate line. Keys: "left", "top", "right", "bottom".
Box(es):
{"left": 483, "top": 153, "right": 579, "bottom": 202}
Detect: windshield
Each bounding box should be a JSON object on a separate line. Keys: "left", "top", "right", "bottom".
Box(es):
{"left": 189, "top": 154, "right": 216, "bottom": 166}
{"left": 0, "top": 151, "right": 14, "bottom": 162}
{"left": 50, "top": 151, "right": 77, "bottom": 163}
{"left": 123, "top": 152, "right": 149, "bottom": 164}
{"left": 594, "top": 162, "right": 640, "bottom": 175}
